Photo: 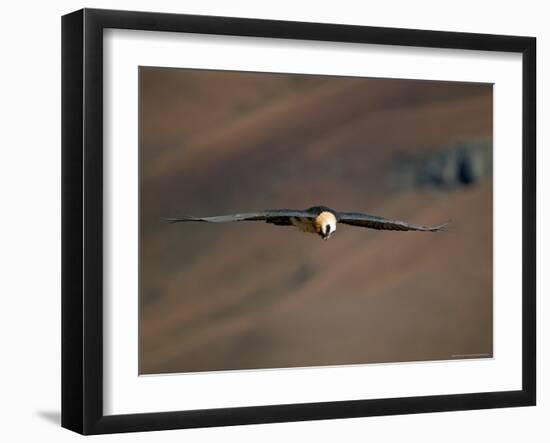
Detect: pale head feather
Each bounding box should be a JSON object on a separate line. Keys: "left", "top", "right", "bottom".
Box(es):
{"left": 316, "top": 211, "right": 337, "bottom": 238}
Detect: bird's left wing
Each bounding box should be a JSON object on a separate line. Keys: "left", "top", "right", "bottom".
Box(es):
{"left": 337, "top": 212, "right": 448, "bottom": 232}
{"left": 162, "top": 209, "right": 313, "bottom": 224}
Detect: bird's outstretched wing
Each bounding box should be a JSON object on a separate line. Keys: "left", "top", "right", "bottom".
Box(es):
{"left": 337, "top": 212, "right": 448, "bottom": 232}
{"left": 162, "top": 209, "right": 313, "bottom": 225}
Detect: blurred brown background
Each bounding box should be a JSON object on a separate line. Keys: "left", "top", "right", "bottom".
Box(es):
{"left": 139, "top": 67, "right": 493, "bottom": 374}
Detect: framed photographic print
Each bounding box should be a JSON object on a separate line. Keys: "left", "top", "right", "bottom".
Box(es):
{"left": 61, "top": 8, "right": 536, "bottom": 435}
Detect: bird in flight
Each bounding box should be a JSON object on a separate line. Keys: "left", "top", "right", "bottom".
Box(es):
{"left": 163, "top": 206, "right": 448, "bottom": 240}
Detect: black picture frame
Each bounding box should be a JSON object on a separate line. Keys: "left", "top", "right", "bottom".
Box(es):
{"left": 61, "top": 8, "right": 536, "bottom": 435}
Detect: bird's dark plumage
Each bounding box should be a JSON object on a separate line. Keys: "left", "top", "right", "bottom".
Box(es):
{"left": 162, "top": 209, "right": 315, "bottom": 225}
{"left": 336, "top": 212, "right": 447, "bottom": 232}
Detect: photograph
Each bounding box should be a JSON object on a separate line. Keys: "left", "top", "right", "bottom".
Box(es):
{"left": 138, "top": 67, "right": 493, "bottom": 375}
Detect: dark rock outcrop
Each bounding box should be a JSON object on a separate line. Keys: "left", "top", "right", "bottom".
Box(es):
{"left": 391, "top": 139, "right": 492, "bottom": 190}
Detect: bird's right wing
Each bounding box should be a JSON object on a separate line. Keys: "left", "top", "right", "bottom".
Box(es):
{"left": 337, "top": 212, "right": 448, "bottom": 232}
{"left": 162, "top": 209, "right": 314, "bottom": 224}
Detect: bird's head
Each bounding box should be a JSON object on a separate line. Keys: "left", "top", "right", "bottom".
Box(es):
{"left": 317, "top": 212, "right": 337, "bottom": 240}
